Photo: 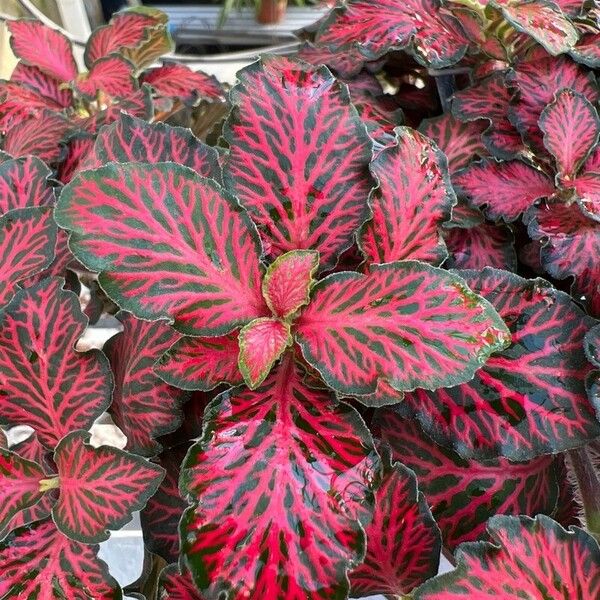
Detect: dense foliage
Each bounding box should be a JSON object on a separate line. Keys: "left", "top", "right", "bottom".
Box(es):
{"left": 1, "top": 1, "right": 600, "bottom": 598}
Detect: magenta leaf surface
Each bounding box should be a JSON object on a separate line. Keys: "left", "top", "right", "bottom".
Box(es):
{"left": 74, "top": 55, "right": 137, "bottom": 99}
{"left": 52, "top": 430, "right": 164, "bottom": 543}
{"left": 56, "top": 162, "right": 267, "bottom": 335}
{"left": 296, "top": 261, "right": 510, "bottom": 396}
{"left": 180, "top": 358, "right": 380, "bottom": 599}
{"left": 222, "top": 56, "right": 373, "bottom": 270}
{"left": 360, "top": 127, "right": 455, "bottom": 266}
{"left": 414, "top": 515, "right": 600, "bottom": 599}
{"left": 0, "top": 277, "right": 112, "bottom": 448}
{"left": 159, "top": 565, "right": 205, "bottom": 600}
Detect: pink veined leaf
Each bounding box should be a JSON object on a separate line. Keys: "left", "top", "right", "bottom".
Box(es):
{"left": 527, "top": 201, "right": 600, "bottom": 316}
{"left": 159, "top": 564, "right": 205, "bottom": 600}
{"left": 222, "top": 56, "right": 373, "bottom": 271}
{"left": 399, "top": 268, "right": 600, "bottom": 460}
{"left": 180, "top": 357, "right": 380, "bottom": 599}
{"left": 0, "top": 518, "right": 122, "bottom": 599}
{"left": 444, "top": 223, "right": 517, "bottom": 271}
{"left": 24, "top": 228, "right": 76, "bottom": 287}
{"left": 104, "top": 312, "right": 189, "bottom": 457}
{"left": 84, "top": 8, "right": 167, "bottom": 67}
{"left": 508, "top": 55, "right": 598, "bottom": 152}
{"left": 0, "top": 81, "right": 65, "bottom": 131}
{"left": 155, "top": 334, "right": 243, "bottom": 391}
{"left": 297, "top": 42, "right": 369, "bottom": 79}
{"left": 414, "top": 515, "right": 600, "bottom": 599}
{"left": 2, "top": 110, "right": 70, "bottom": 164}
{"left": 418, "top": 113, "right": 487, "bottom": 173}
{"left": 296, "top": 261, "right": 510, "bottom": 396}
{"left": 52, "top": 430, "right": 164, "bottom": 543}
{"left": 141, "top": 63, "right": 225, "bottom": 106}
{"left": 349, "top": 453, "right": 441, "bottom": 597}
{"left": 498, "top": 0, "right": 579, "bottom": 55}
{"left": 0, "top": 448, "right": 46, "bottom": 534}
{"left": 157, "top": 391, "right": 213, "bottom": 448}
{"left": 10, "top": 62, "right": 72, "bottom": 108}
{"left": 57, "top": 133, "right": 96, "bottom": 184}
{"left": 238, "top": 318, "right": 292, "bottom": 389}
{"left": 140, "top": 446, "right": 188, "bottom": 563}
{"left": 453, "top": 159, "right": 555, "bottom": 222}
{"left": 570, "top": 31, "right": 600, "bottom": 68}
{"left": 74, "top": 55, "right": 137, "bottom": 100}
{"left": 539, "top": 89, "right": 600, "bottom": 180}
{"left": 445, "top": 200, "right": 485, "bottom": 228}
{"left": 360, "top": 127, "right": 456, "bottom": 266}
{"left": 7, "top": 20, "right": 77, "bottom": 82}
{"left": 378, "top": 414, "right": 560, "bottom": 550}
{"left": 0, "top": 156, "right": 55, "bottom": 212}
{"left": 572, "top": 172, "right": 600, "bottom": 223}
{"left": 585, "top": 324, "right": 600, "bottom": 411}
{"left": 0, "top": 277, "right": 112, "bottom": 448}
{"left": 0, "top": 207, "right": 57, "bottom": 308}
{"left": 314, "top": 0, "right": 469, "bottom": 68}
{"left": 56, "top": 162, "right": 268, "bottom": 336}
{"left": 83, "top": 114, "right": 220, "bottom": 179}
{"left": 262, "top": 250, "right": 319, "bottom": 319}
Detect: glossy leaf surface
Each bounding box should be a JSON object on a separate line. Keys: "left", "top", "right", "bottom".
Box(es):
{"left": 56, "top": 162, "right": 267, "bottom": 335}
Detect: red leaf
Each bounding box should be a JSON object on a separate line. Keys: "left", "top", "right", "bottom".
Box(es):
{"left": 414, "top": 515, "right": 600, "bottom": 599}
{"left": 52, "top": 430, "right": 164, "bottom": 543}
{"left": 573, "top": 172, "right": 600, "bottom": 222}
{"left": 262, "top": 250, "right": 319, "bottom": 319}
{"left": 539, "top": 89, "right": 600, "bottom": 180}
{"left": 499, "top": 0, "right": 578, "bottom": 55}
{"left": 0, "top": 519, "right": 122, "bottom": 599}
{"left": 527, "top": 201, "right": 600, "bottom": 316}
{"left": 444, "top": 223, "right": 517, "bottom": 271}
{"left": 0, "top": 448, "right": 46, "bottom": 534}
{"left": 570, "top": 32, "right": 600, "bottom": 67}
{"left": 297, "top": 42, "right": 368, "bottom": 79}
{"left": 56, "top": 162, "right": 267, "bottom": 335}
{"left": 508, "top": 55, "right": 598, "bottom": 152}
{"left": 360, "top": 127, "right": 455, "bottom": 265}
{"left": 57, "top": 134, "right": 95, "bottom": 184}
{"left": 453, "top": 159, "right": 554, "bottom": 222}
{"left": 0, "top": 81, "right": 64, "bottom": 131}
{"left": 0, "top": 208, "right": 57, "bottom": 307}
{"left": 222, "top": 56, "right": 373, "bottom": 270}
{"left": 104, "top": 312, "right": 188, "bottom": 457}
{"left": 296, "top": 262, "right": 510, "bottom": 395}
{"left": 11, "top": 62, "right": 72, "bottom": 108}
{"left": 159, "top": 564, "right": 205, "bottom": 600}
{"left": 141, "top": 446, "right": 188, "bottom": 563}
{"left": 314, "top": 0, "right": 468, "bottom": 68}
{"left": 180, "top": 358, "right": 379, "bottom": 599}
{"left": 8, "top": 20, "right": 77, "bottom": 82}
{"left": 419, "top": 113, "right": 486, "bottom": 173}
{"left": 379, "top": 414, "right": 559, "bottom": 550}
{"left": 2, "top": 110, "right": 70, "bottom": 164}
{"left": 238, "top": 318, "right": 291, "bottom": 388}
{"left": 349, "top": 455, "right": 441, "bottom": 596}
{"left": 0, "top": 277, "right": 112, "bottom": 448}
{"left": 400, "top": 268, "right": 600, "bottom": 460}
{"left": 74, "top": 55, "right": 136, "bottom": 99}
{"left": 155, "top": 334, "right": 243, "bottom": 391}
{"left": 0, "top": 156, "right": 55, "bottom": 213}
{"left": 84, "top": 8, "right": 167, "bottom": 67}
{"left": 141, "top": 63, "right": 224, "bottom": 105}
{"left": 83, "top": 114, "right": 220, "bottom": 179}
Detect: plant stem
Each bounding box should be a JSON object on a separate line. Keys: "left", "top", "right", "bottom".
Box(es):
{"left": 569, "top": 447, "right": 600, "bottom": 538}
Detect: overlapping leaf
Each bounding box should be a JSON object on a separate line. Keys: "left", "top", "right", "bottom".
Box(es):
{"left": 104, "top": 312, "right": 188, "bottom": 457}
{"left": 56, "top": 162, "right": 267, "bottom": 335}
{"left": 297, "top": 42, "right": 368, "bottom": 79}
{"left": 0, "top": 208, "right": 57, "bottom": 307}
{"left": 0, "top": 518, "right": 122, "bottom": 599}
{"left": 84, "top": 114, "right": 220, "bottom": 179}
{"left": 414, "top": 515, "right": 600, "bottom": 599}
{"left": 399, "top": 268, "right": 600, "bottom": 460}
{"left": 222, "top": 56, "right": 372, "bottom": 270}
{"left": 159, "top": 565, "right": 204, "bottom": 600}
{"left": 57, "top": 134, "right": 95, "bottom": 184}
{"left": 180, "top": 358, "right": 379, "bottom": 599}
{"left": 74, "top": 55, "right": 136, "bottom": 99}
{"left": 10, "top": 62, "right": 72, "bottom": 108}
{"left": 8, "top": 20, "right": 77, "bottom": 82}
{"left": 349, "top": 453, "right": 441, "bottom": 597}
{"left": 296, "top": 261, "right": 510, "bottom": 396}
{"left": 52, "top": 430, "right": 164, "bottom": 543}
{"left": 0, "top": 277, "right": 112, "bottom": 448}
{"left": 379, "top": 414, "right": 559, "bottom": 549}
